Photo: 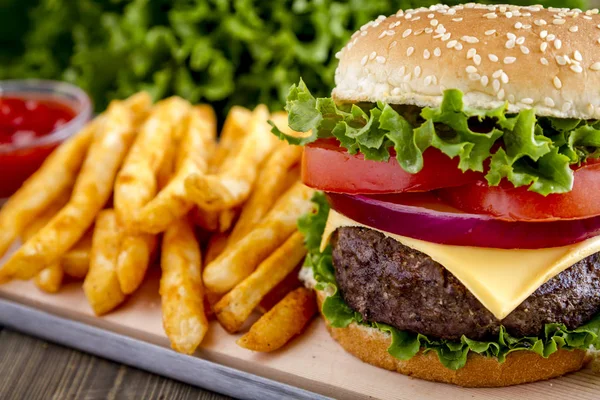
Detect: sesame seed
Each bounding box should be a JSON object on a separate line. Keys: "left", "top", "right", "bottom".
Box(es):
{"left": 414, "top": 29, "right": 424, "bottom": 36}
{"left": 504, "top": 57, "right": 517, "bottom": 64}
{"left": 403, "top": 73, "right": 411, "bottom": 82}
{"left": 466, "top": 66, "right": 478, "bottom": 73}
{"left": 424, "top": 49, "right": 431, "bottom": 59}
{"left": 522, "top": 98, "right": 534, "bottom": 104}
{"left": 467, "top": 48, "right": 476, "bottom": 59}
{"left": 571, "top": 64, "right": 583, "bottom": 73}
{"left": 441, "top": 33, "right": 451, "bottom": 41}
{"left": 461, "top": 36, "right": 479, "bottom": 44}
{"left": 534, "top": 19, "right": 547, "bottom": 26}
{"left": 556, "top": 56, "right": 567, "bottom": 65}
{"left": 485, "top": 29, "right": 496, "bottom": 36}
{"left": 489, "top": 54, "right": 499, "bottom": 62}
{"left": 414, "top": 66, "right": 422, "bottom": 77}
{"left": 569, "top": 26, "right": 579, "bottom": 32}
{"left": 434, "top": 47, "right": 441, "bottom": 57}
{"left": 474, "top": 55, "right": 482, "bottom": 65}
{"left": 430, "top": 19, "right": 439, "bottom": 27}
{"left": 361, "top": 55, "right": 368, "bottom": 65}
{"left": 547, "top": 34, "right": 556, "bottom": 41}
{"left": 507, "top": 33, "right": 516, "bottom": 40}
{"left": 389, "top": 40, "right": 397, "bottom": 49}
{"left": 501, "top": 72, "right": 509, "bottom": 83}
{"left": 554, "top": 39, "right": 562, "bottom": 50}
{"left": 424, "top": 76, "right": 433, "bottom": 86}
{"left": 516, "top": 36, "right": 525, "bottom": 45}
{"left": 540, "top": 30, "right": 548, "bottom": 39}
{"left": 553, "top": 18, "right": 566, "bottom": 25}
{"left": 574, "top": 51, "right": 583, "bottom": 62}
{"left": 361, "top": 31, "right": 368, "bottom": 37}
{"left": 481, "top": 76, "right": 489, "bottom": 86}
{"left": 428, "top": 13, "right": 435, "bottom": 19}
{"left": 590, "top": 62, "right": 600, "bottom": 71}
{"left": 452, "top": 18, "right": 463, "bottom": 22}
{"left": 447, "top": 40, "right": 458, "bottom": 48}
{"left": 541, "top": 42, "right": 548, "bottom": 52}
{"left": 515, "top": 22, "right": 523, "bottom": 29}
{"left": 545, "top": 97, "right": 555, "bottom": 107}
{"left": 520, "top": 46, "right": 530, "bottom": 54}
{"left": 403, "top": 29, "right": 412, "bottom": 38}
{"left": 506, "top": 11, "right": 513, "bottom": 18}
{"left": 508, "top": 94, "right": 516, "bottom": 103}
{"left": 455, "top": 43, "right": 463, "bottom": 51}
{"left": 493, "top": 79, "right": 501, "bottom": 92}
{"left": 492, "top": 69, "right": 503, "bottom": 79}
{"left": 553, "top": 76, "right": 563, "bottom": 89}
{"left": 407, "top": 47, "right": 414, "bottom": 56}
{"left": 369, "top": 51, "right": 377, "bottom": 60}
{"left": 376, "top": 56, "right": 386, "bottom": 64}
{"left": 425, "top": 28, "right": 433, "bottom": 34}
{"left": 399, "top": 66, "right": 406, "bottom": 75}
{"left": 506, "top": 40, "right": 515, "bottom": 49}
{"left": 541, "top": 57, "right": 549, "bottom": 65}
{"left": 498, "top": 89, "right": 506, "bottom": 100}
{"left": 484, "top": 13, "right": 498, "bottom": 19}
{"left": 523, "top": 24, "right": 532, "bottom": 29}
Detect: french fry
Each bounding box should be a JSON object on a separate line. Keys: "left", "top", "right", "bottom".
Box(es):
{"left": 114, "top": 96, "right": 190, "bottom": 228}
{"left": 237, "top": 287, "right": 317, "bottom": 352}
{"left": 132, "top": 105, "right": 216, "bottom": 234}
{"left": 257, "top": 265, "right": 302, "bottom": 314}
{"left": 203, "top": 182, "right": 314, "bottom": 294}
{"left": 61, "top": 232, "right": 92, "bottom": 279}
{"left": 0, "top": 94, "right": 149, "bottom": 282}
{"left": 34, "top": 264, "right": 64, "bottom": 294}
{"left": 160, "top": 217, "right": 208, "bottom": 354}
{"left": 22, "top": 190, "right": 71, "bottom": 293}
{"left": 209, "top": 106, "right": 252, "bottom": 172}
{"left": 192, "top": 106, "right": 250, "bottom": 232}
{"left": 116, "top": 233, "right": 157, "bottom": 295}
{"left": 83, "top": 210, "right": 126, "bottom": 315}
{"left": 185, "top": 104, "right": 279, "bottom": 212}
{"left": 205, "top": 232, "right": 230, "bottom": 265}
{"left": 0, "top": 120, "right": 95, "bottom": 259}
{"left": 227, "top": 143, "right": 302, "bottom": 247}
{"left": 215, "top": 232, "right": 306, "bottom": 333}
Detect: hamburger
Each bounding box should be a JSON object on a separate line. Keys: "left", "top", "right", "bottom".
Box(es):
{"left": 271, "top": 3, "right": 600, "bottom": 387}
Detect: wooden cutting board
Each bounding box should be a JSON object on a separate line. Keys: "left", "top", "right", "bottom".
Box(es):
{"left": 1, "top": 265, "right": 599, "bottom": 399}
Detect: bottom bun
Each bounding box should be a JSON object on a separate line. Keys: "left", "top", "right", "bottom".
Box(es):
{"left": 317, "top": 291, "right": 590, "bottom": 387}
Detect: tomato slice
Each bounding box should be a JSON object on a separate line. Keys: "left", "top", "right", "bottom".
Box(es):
{"left": 439, "top": 160, "right": 600, "bottom": 221}
{"left": 302, "top": 139, "right": 481, "bottom": 194}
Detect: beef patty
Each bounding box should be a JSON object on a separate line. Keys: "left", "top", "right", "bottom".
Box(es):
{"left": 331, "top": 227, "right": 600, "bottom": 341}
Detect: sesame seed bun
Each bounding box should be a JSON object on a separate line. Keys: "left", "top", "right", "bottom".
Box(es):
{"left": 316, "top": 290, "right": 591, "bottom": 387}
{"left": 333, "top": 4, "right": 600, "bottom": 119}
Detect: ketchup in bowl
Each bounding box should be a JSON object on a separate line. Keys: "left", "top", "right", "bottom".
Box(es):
{"left": 0, "top": 80, "right": 92, "bottom": 199}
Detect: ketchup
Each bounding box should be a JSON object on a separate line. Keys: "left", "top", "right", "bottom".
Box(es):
{"left": 0, "top": 97, "right": 76, "bottom": 198}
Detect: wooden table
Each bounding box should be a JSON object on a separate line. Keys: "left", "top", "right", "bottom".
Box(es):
{"left": 0, "top": 327, "right": 230, "bottom": 400}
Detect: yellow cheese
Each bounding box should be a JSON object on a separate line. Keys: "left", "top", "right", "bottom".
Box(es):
{"left": 322, "top": 209, "right": 600, "bottom": 320}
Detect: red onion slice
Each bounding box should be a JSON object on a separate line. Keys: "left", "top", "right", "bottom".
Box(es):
{"left": 327, "top": 193, "right": 600, "bottom": 249}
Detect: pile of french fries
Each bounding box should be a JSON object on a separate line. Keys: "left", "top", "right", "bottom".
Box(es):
{"left": 0, "top": 92, "right": 317, "bottom": 355}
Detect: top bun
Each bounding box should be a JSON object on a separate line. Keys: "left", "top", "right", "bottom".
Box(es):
{"left": 333, "top": 4, "right": 600, "bottom": 119}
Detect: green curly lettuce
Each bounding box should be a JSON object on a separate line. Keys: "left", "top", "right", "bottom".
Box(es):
{"left": 273, "top": 80, "right": 600, "bottom": 195}
{"left": 297, "top": 192, "right": 600, "bottom": 370}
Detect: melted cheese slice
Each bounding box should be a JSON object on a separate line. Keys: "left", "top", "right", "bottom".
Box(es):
{"left": 322, "top": 209, "right": 600, "bottom": 320}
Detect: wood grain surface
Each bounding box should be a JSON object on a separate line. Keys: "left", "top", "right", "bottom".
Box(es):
{"left": 0, "top": 327, "right": 230, "bottom": 400}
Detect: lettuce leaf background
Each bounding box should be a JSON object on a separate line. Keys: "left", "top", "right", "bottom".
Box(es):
{"left": 0, "top": 0, "right": 588, "bottom": 115}
{"left": 275, "top": 82, "right": 600, "bottom": 195}
{"left": 298, "top": 192, "right": 600, "bottom": 370}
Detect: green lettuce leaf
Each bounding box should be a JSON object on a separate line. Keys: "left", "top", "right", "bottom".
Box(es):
{"left": 298, "top": 193, "right": 600, "bottom": 370}
{"left": 274, "top": 82, "right": 600, "bottom": 196}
